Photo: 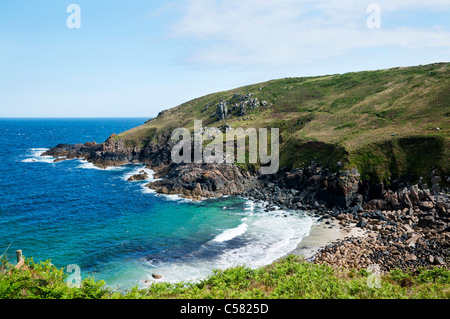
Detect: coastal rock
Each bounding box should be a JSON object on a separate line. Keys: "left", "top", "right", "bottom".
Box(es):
{"left": 356, "top": 219, "right": 367, "bottom": 228}
{"left": 43, "top": 134, "right": 173, "bottom": 169}
{"left": 276, "top": 165, "right": 362, "bottom": 208}
{"left": 42, "top": 142, "right": 100, "bottom": 160}
{"left": 147, "top": 163, "right": 258, "bottom": 199}
{"left": 127, "top": 171, "right": 149, "bottom": 181}
{"left": 420, "top": 201, "right": 434, "bottom": 210}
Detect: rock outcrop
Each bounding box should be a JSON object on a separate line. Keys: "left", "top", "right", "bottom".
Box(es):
{"left": 42, "top": 134, "right": 172, "bottom": 168}
{"left": 216, "top": 101, "right": 228, "bottom": 121}
{"left": 43, "top": 138, "right": 448, "bottom": 219}
{"left": 127, "top": 170, "right": 149, "bottom": 181}
{"left": 243, "top": 163, "right": 362, "bottom": 209}
{"left": 148, "top": 163, "right": 259, "bottom": 200}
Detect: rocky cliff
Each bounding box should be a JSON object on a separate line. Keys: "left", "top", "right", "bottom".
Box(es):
{"left": 42, "top": 62, "right": 450, "bottom": 227}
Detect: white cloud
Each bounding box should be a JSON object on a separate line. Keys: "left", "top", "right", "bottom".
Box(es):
{"left": 168, "top": 0, "right": 450, "bottom": 67}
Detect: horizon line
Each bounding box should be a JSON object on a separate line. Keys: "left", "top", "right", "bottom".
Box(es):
{"left": 0, "top": 116, "right": 153, "bottom": 119}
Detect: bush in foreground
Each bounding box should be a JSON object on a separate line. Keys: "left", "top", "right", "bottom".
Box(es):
{"left": 1, "top": 255, "right": 449, "bottom": 299}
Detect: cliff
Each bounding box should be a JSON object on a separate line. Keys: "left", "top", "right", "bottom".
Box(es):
{"left": 43, "top": 62, "right": 449, "bottom": 206}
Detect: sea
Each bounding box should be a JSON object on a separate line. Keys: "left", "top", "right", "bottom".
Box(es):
{"left": 0, "top": 118, "right": 314, "bottom": 290}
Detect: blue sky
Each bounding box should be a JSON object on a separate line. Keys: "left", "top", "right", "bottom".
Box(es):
{"left": 1, "top": 0, "right": 449, "bottom": 117}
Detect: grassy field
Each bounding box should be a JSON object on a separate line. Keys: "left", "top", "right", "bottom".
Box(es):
{"left": 112, "top": 63, "right": 449, "bottom": 185}
{"left": 1, "top": 256, "right": 449, "bottom": 299}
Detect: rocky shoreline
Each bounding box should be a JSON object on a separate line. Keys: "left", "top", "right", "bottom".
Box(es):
{"left": 242, "top": 165, "right": 450, "bottom": 273}
{"left": 42, "top": 140, "right": 450, "bottom": 273}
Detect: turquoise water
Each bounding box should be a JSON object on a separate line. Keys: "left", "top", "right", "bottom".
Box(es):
{"left": 0, "top": 118, "right": 313, "bottom": 289}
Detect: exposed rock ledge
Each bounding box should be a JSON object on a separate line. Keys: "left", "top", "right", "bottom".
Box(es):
{"left": 42, "top": 134, "right": 172, "bottom": 168}
{"left": 148, "top": 163, "right": 259, "bottom": 201}
{"left": 42, "top": 138, "right": 449, "bottom": 213}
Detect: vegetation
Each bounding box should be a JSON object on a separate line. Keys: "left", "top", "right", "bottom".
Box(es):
{"left": 350, "top": 136, "right": 449, "bottom": 184}
{"left": 113, "top": 62, "right": 450, "bottom": 185}
{"left": 1, "top": 255, "right": 449, "bottom": 299}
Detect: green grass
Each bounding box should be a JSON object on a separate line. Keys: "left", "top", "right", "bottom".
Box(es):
{"left": 280, "top": 139, "right": 349, "bottom": 171}
{"left": 1, "top": 255, "right": 449, "bottom": 299}
{"left": 350, "top": 136, "right": 448, "bottom": 184}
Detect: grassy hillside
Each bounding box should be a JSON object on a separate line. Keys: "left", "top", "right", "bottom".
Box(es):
{"left": 115, "top": 63, "right": 450, "bottom": 185}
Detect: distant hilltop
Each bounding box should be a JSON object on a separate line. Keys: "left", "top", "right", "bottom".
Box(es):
{"left": 116, "top": 62, "right": 449, "bottom": 184}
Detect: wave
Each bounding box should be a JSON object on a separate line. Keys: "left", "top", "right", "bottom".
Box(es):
{"left": 158, "top": 194, "right": 195, "bottom": 203}
{"left": 140, "top": 185, "right": 157, "bottom": 194}
{"left": 214, "top": 210, "right": 313, "bottom": 269}
{"left": 76, "top": 160, "right": 126, "bottom": 171}
{"left": 212, "top": 222, "right": 248, "bottom": 243}
{"left": 243, "top": 200, "right": 255, "bottom": 212}
{"left": 142, "top": 208, "right": 314, "bottom": 284}
{"left": 121, "top": 165, "right": 158, "bottom": 182}
{"left": 21, "top": 148, "right": 58, "bottom": 164}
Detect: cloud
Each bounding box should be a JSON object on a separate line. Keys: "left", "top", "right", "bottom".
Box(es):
{"left": 168, "top": 0, "right": 450, "bottom": 67}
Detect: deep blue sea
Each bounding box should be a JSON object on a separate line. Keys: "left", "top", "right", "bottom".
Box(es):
{"left": 0, "top": 118, "right": 313, "bottom": 289}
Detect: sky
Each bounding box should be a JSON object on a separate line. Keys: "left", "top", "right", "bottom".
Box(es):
{"left": 0, "top": 0, "right": 449, "bottom": 118}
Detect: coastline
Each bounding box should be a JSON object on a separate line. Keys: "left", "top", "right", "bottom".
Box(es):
{"left": 41, "top": 144, "right": 450, "bottom": 274}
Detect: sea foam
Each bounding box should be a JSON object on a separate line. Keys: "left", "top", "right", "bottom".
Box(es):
{"left": 121, "top": 165, "right": 157, "bottom": 182}
{"left": 212, "top": 222, "right": 248, "bottom": 243}
{"left": 214, "top": 210, "right": 313, "bottom": 269}
{"left": 21, "top": 148, "right": 58, "bottom": 164}
{"left": 76, "top": 160, "right": 126, "bottom": 171}
{"left": 143, "top": 205, "right": 314, "bottom": 284}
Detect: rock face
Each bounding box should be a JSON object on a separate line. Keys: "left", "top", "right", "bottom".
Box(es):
{"left": 252, "top": 163, "right": 362, "bottom": 209}
{"left": 208, "top": 93, "right": 270, "bottom": 119}
{"left": 216, "top": 101, "right": 228, "bottom": 121}
{"left": 43, "top": 137, "right": 449, "bottom": 220}
{"left": 147, "top": 163, "right": 259, "bottom": 200}
{"left": 365, "top": 185, "right": 448, "bottom": 213}
{"left": 42, "top": 134, "right": 172, "bottom": 168}
{"left": 42, "top": 142, "right": 101, "bottom": 160}
{"left": 142, "top": 159, "right": 365, "bottom": 208}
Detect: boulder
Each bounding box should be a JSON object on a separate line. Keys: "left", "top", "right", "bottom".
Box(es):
{"left": 406, "top": 234, "right": 421, "bottom": 247}
{"left": 356, "top": 219, "right": 367, "bottom": 228}
{"left": 420, "top": 201, "right": 434, "bottom": 210}
{"left": 433, "top": 256, "right": 445, "bottom": 265}
{"left": 405, "top": 254, "right": 417, "bottom": 262}
{"left": 128, "top": 171, "right": 149, "bottom": 181}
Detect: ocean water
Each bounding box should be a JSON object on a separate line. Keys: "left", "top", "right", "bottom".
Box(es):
{"left": 0, "top": 118, "right": 313, "bottom": 289}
